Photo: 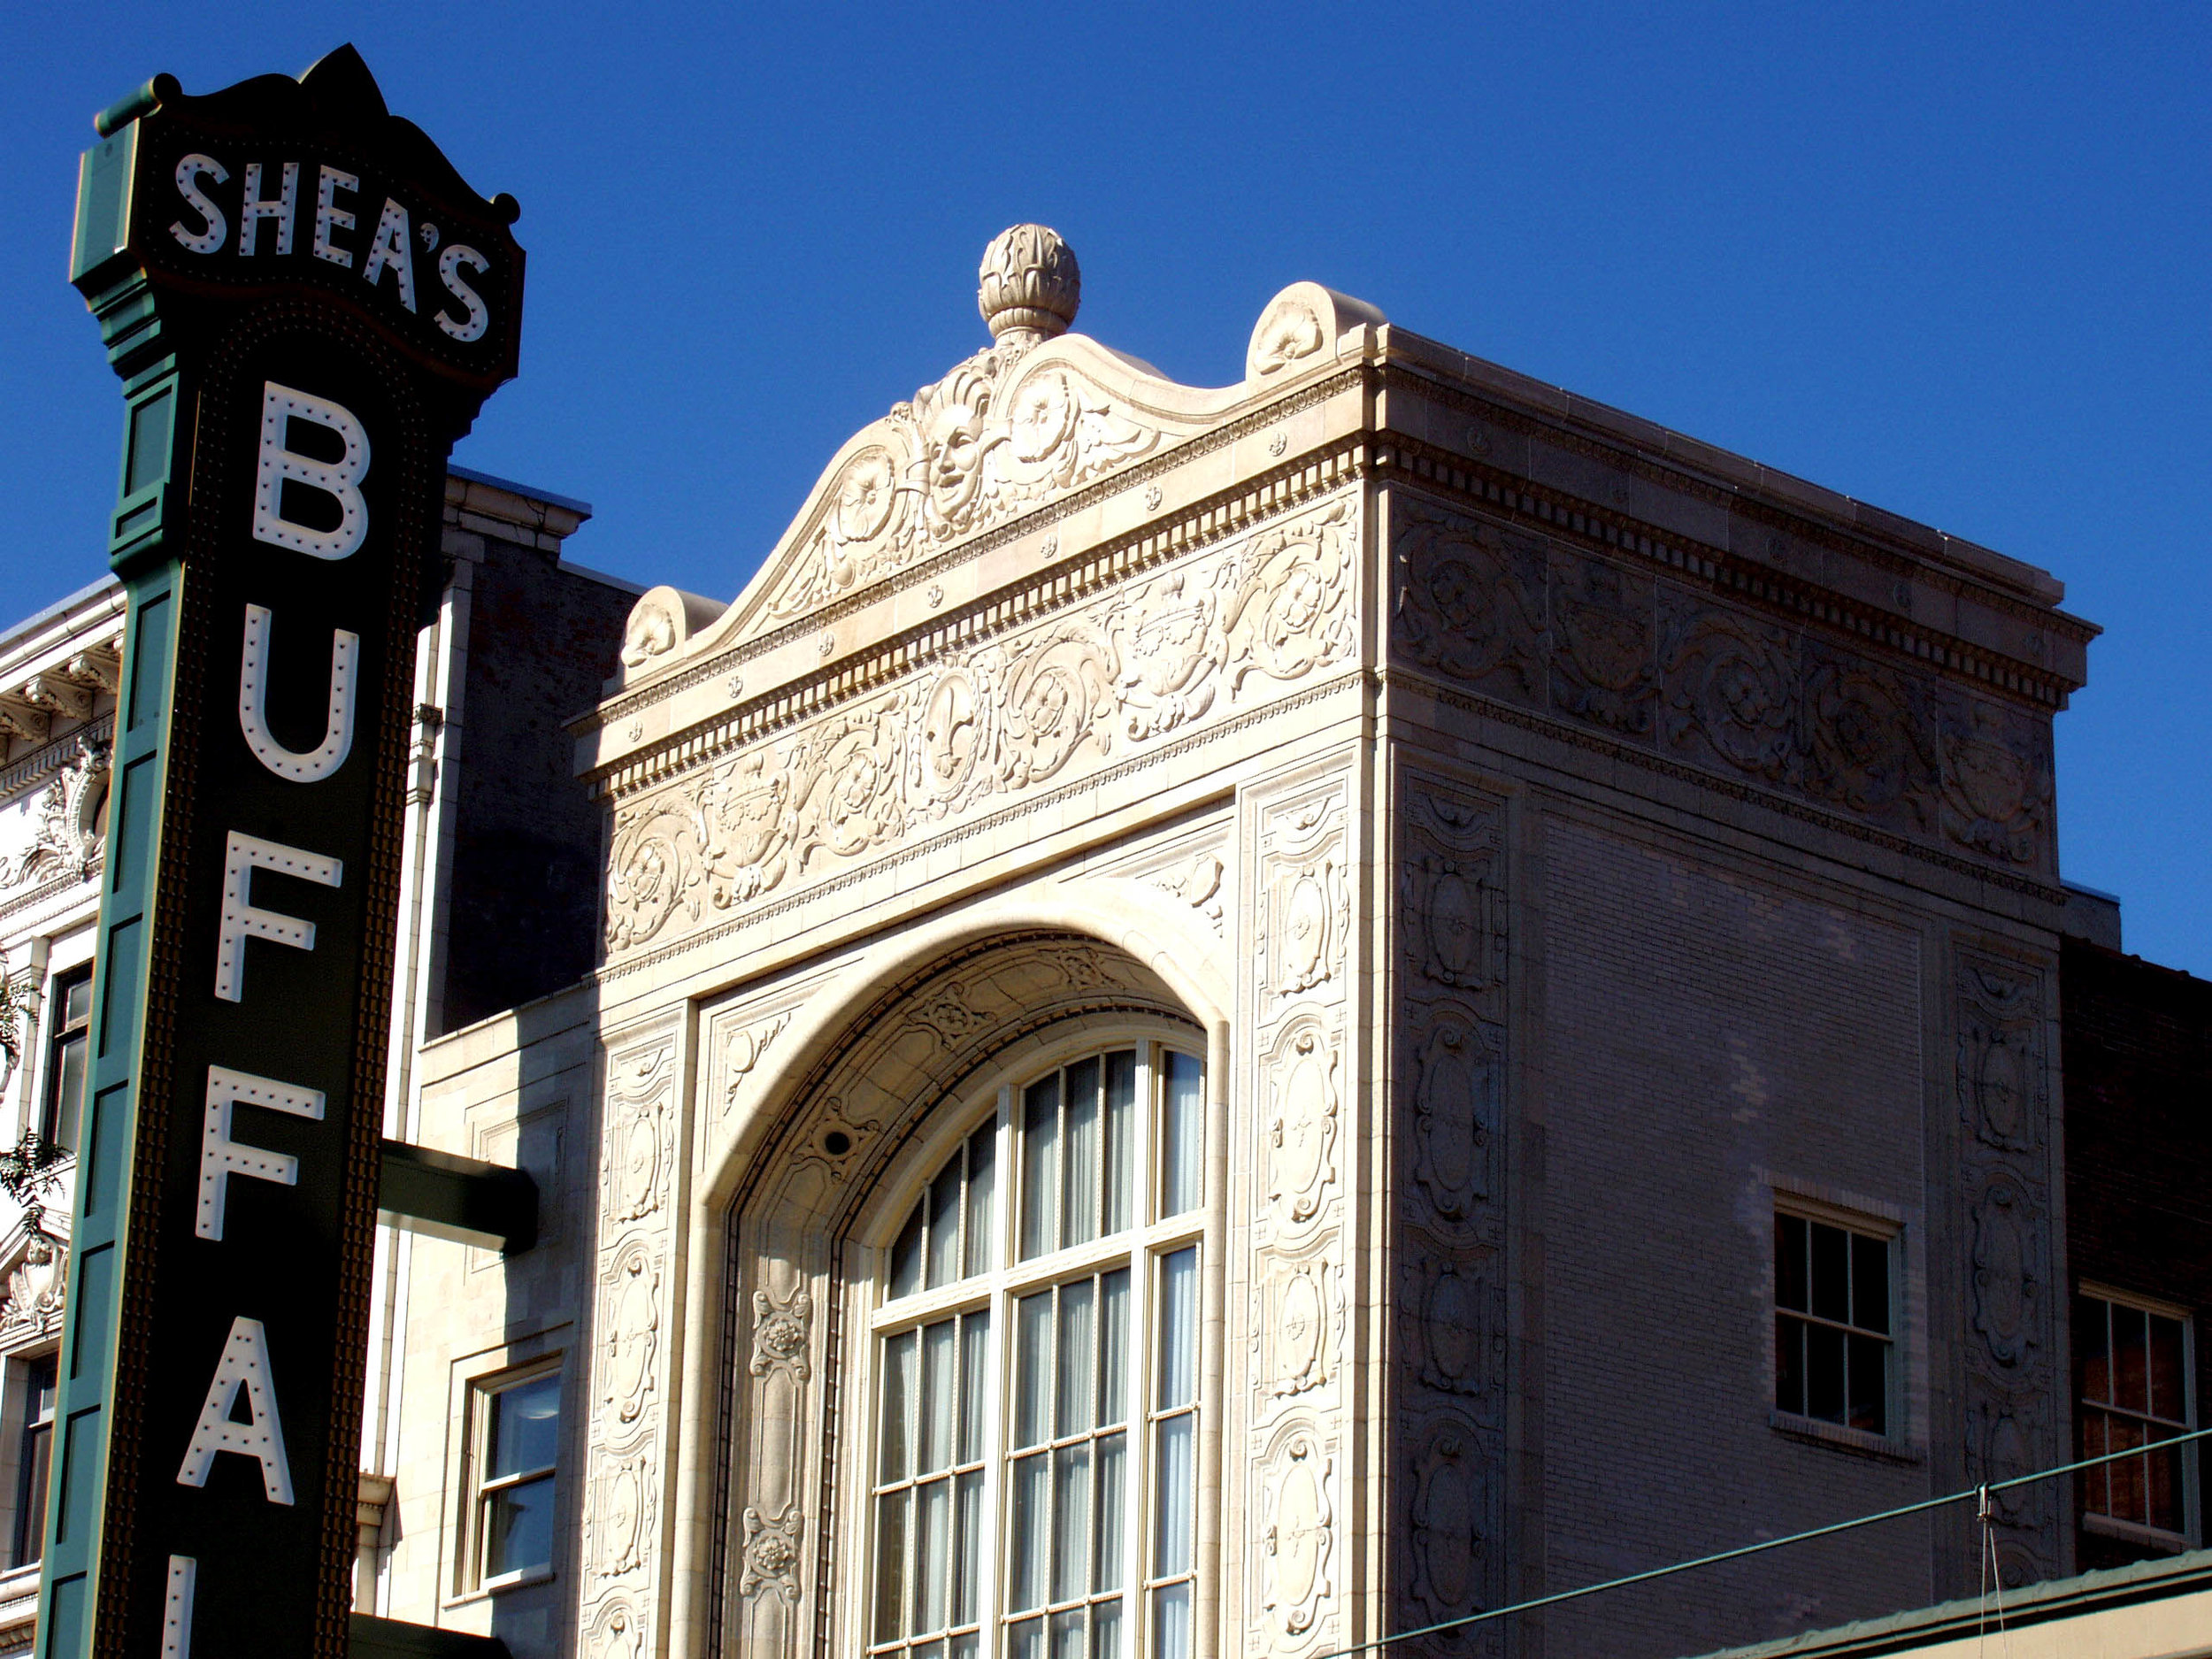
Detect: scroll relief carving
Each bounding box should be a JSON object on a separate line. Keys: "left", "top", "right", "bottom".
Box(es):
{"left": 1388, "top": 498, "right": 2056, "bottom": 872}
{"left": 600, "top": 1239, "right": 663, "bottom": 1431}
{"left": 1265, "top": 1020, "right": 1340, "bottom": 1228}
{"left": 603, "top": 1042, "right": 675, "bottom": 1224}
{"left": 1253, "top": 1252, "right": 1343, "bottom": 1407}
{"left": 0, "top": 1236, "right": 65, "bottom": 1342}
{"left": 1260, "top": 1432, "right": 1336, "bottom": 1640}
{"left": 741, "top": 1504, "right": 805, "bottom": 1603}
{"left": 0, "top": 737, "right": 109, "bottom": 892}
{"left": 586, "top": 1597, "right": 643, "bottom": 1659}
{"left": 608, "top": 499, "right": 1358, "bottom": 956}
{"left": 749, "top": 1284, "right": 812, "bottom": 1382}
{"left": 1141, "top": 848, "right": 1227, "bottom": 934}
{"left": 721, "top": 1010, "right": 791, "bottom": 1125}
{"left": 1406, "top": 1427, "right": 1491, "bottom": 1627}
{"left": 1409, "top": 1017, "right": 1501, "bottom": 1224}
{"left": 1954, "top": 950, "right": 2058, "bottom": 1583}
{"left": 586, "top": 1448, "right": 659, "bottom": 1580}
{"left": 764, "top": 349, "right": 1164, "bottom": 622}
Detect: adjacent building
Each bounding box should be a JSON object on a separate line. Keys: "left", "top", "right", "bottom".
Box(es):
{"left": 4, "top": 227, "right": 2206, "bottom": 1659}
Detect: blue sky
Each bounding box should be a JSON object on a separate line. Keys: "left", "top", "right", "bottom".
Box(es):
{"left": 4, "top": 3, "right": 2206, "bottom": 973}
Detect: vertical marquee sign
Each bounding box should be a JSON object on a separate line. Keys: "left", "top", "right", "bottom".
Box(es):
{"left": 49, "top": 47, "right": 522, "bottom": 1659}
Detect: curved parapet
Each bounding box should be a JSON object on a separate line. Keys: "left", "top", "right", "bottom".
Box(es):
{"left": 1246, "top": 281, "right": 1388, "bottom": 385}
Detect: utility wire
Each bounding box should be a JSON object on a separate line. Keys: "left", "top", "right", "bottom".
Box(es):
{"left": 1308, "top": 1422, "right": 2212, "bottom": 1659}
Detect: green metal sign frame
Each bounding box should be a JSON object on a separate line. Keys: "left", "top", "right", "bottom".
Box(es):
{"left": 49, "top": 47, "right": 525, "bottom": 1659}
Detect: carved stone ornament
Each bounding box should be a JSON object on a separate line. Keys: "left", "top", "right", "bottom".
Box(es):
{"left": 1402, "top": 1253, "right": 1502, "bottom": 1405}
{"left": 1409, "top": 1017, "right": 1501, "bottom": 1223}
{"left": 741, "top": 1504, "right": 805, "bottom": 1603}
{"left": 1936, "top": 698, "right": 2051, "bottom": 867}
{"left": 723, "top": 1012, "right": 792, "bottom": 1122}
{"left": 1255, "top": 1254, "right": 1340, "bottom": 1403}
{"left": 978, "top": 224, "right": 1081, "bottom": 346}
{"left": 1402, "top": 855, "right": 1504, "bottom": 994}
{"left": 601, "top": 1240, "right": 662, "bottom": 1429}
{"left": 1249, "top": 295, "right": 1325, "bottom": 379}
{"left": 1969, "top": 1173, "right": 2041, "bottom": 1371}
{"left": 1549, "top": 557, "right": 1656, "bottom": 736}
{"left": 585, "top": 1597, "right": 643, "bottom": 1659}
{"left": 1262, "top": 1433, "right": 1335, "bottom": 1638}
{"left": 1391, "top": 508, "right": 1546, "bottom": 705}
{"left": 1144, "top": 849, "right": 1227, "bottom": 933}
{"left": 1660, "top": 605, "right": 1800, "bottom": 781}
{"left": 1956, "top": 963, "right": 2044, "bottom": 1154}
{"left": 1407, "top": 1428, "right": 1488, "bottom": 1621}
{"left": 749, "top": 1284, "right": 812, "bottom": 1382}
{"left": 0, "top": 737, "right": 110, "bottom": 893}
{"left": 606, "top": 499, "right": 1357, "bottom": 956}
{"left": 1267, "top": 1024, "right": 1340, "bottom": 1226}
{"left": 1269, "top": 856, "right": 1348, "bottom": 998}
{"left": 586, "top": 1448, "right": 658, "bottom": 1579}
{"left": 603, "top": 1043, "right": 674, "bottom": 1225}
{"left": 0, "top": 1234, "right": 65, "bottom": 1341}
{"left": 1801, "top": 645, "right": 1939, "bottom": 829}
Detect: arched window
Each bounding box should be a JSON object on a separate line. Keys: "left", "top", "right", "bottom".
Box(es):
{"left": 864, "top": 1037, "right": 1208, "bottom": 1659}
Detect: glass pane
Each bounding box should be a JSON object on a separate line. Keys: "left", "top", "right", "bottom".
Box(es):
{"left": 1052, "top": 1442, "right": 1092, "bottom": 1604}
{"left": 14, "top": 1425, "right": 50, "bottom": 1569}
{"left": 2076, "top": 1295, "right": 2110, "bottom": 1404}
{"left": 484, "top": 1471, "right": 556, "bottom": 1578}
{"left": 2081, "top": 1411, "right": 2108, "bottom": 1515}
{"left": 1776, "top": 1316, "right": 1805, "bottom": 1416}
{"left": 1058, "top": 1279, "right": 1095, "bottom": 1438}
{"left": 914, "top": 1643, "right": 943, "bottom": 1659}
{"left": 2110, "top": 1416, "right": 2146, "bottom": 1522}
{"left": 1094, "top": 1431, "right": 1125, "bottom": 1592}
{"left": 50, "top": 1035, "right": 87, "bottom": 1151}
{"left": 922, "top": 1320, "right": 958, "bottom": 1473}
{"left": 1153, "top": 1414, "right": 1194, "bottom": 1577}
{"left": 2150, "top": 1314, "right": 2186, "bottom": 1423}
{"left": 892, "top": 1201, "right": 926, "bottom": 1302}
{"left": 965, "top": 1122, "right": 997, "bottom": 1279}
{"left": 1806, "top": 1324, "right": 1845, "bottom": 1424}
{"left": 1102, "top": 1050, "right": 1135, "bottom": 1236}
{"left": 491, "top": 1374, "right": 560, "bottom": 1477}
{"left": 1157, "top": 1248, "right": 1198, "bottom": 1409}
{"left": 1092, "top": 1598, "right": 1122, "bottom": 1659}
{"left": 1850, "top": 1233, "right": 1888, "bottom": 1333}
{"left": 1016, "top": 1293, "right": 1054, "bottom": 1449}
{"left": 1023, "top": 1075, "right": 1062, "bottom": 1261}
{"left": 875, "top": 1489, "right": 909, "bottom": 1644}
{"left": 1064, "top": 1056, "right": 1100, "bottom": 1249}
{"left": 63, "top": 975, "right": 92, "bottom": 1025}
{"left": 953, "top": 1469, "right": 983, "bottom": 1623}
{"left": 929, "top": 1156, "right": 965, "bottom": 1290}
{"left": 1051, "top": 1608, "right": 1087, "bottom": 1659}
{"left": 881, "top": 1331, "right": 916, "bottom": 1481}
{"left": 2151, "top": 1432, "right": 2185, "bottom": 1532}
{"left": 917, "top": 1476, "right": 951, "bottom": 1635}
{"left": 1809, "top": 1221, "right": 1848, "bottom": 1325}
{"left": 1010, "top": 1453, "right": 1049, "bottom": 1610}
{"left": 1098, "top": 1270, "right": 1130, "bottom": 1427}
{"left": 959, "top": 1313, "right": 990, "bottom": 1463}
{"left": 952, "top": 1637, "right": 979, "bottom": 1659}
{"left": 2115, "top": 1304, "right": 2149, "bottom": 1414}
{"left": 1161, "top": 1051, "right": 1203, "bottom": 1218}
{"left": 1776, "top": 1214, "right": 1808, "bottom": 1312}
{"left": 1008, "top": 1617, "right": 1045, "bottom": 1659}
{"left": 1847, "top": 1334, "right": 1886, "bottom": 1436}
{"left": 1152, "top": 1581, "right": 1193, "bottom": 1659}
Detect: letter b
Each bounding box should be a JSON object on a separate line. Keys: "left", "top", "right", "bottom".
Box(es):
{"left": 251, "top": 381, "right": 370, "bottom": 560}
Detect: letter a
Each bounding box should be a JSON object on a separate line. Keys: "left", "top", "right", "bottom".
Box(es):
{"left": 238, "top": 604, "right": 357, "bottom": 781}
{"left": 251, "top": 381, "right": 370, "bottom": 560}
{"left": 176, "top": 1317, "right": 295, "bottom": 1504}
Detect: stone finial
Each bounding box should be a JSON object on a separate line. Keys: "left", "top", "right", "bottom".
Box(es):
{"left": 978, "top": 224, "right": 1080, "bottom": 347}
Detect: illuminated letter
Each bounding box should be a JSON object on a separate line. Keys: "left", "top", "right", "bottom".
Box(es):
{"left": 361, "top": 196, "right": 417, "bottom": 311}
{"left": 435, "top": 244, "right": 489, "bottom": 342}
{"left": 312, "top": 164, "right": 357, "bottom": 267}
{"left": 170, "top": 153, "right": 229, "bottom": 254}
{"left": 215, "top": 832, "right": 341, "bottom": 1002}
{"left": 176, "top": 1317, "right": 294, "bottom": 1505}
{"left": 252, "top": 381, "right": 370, "bottom": 560}
{"left": 238, "top": 604, "right": 357, "bottom": 781}
{"left": 196, "top": 1066, "right": 325, "bottom": 1241}
{"left": 163, "top": 1556, "right": 196, "bottom": 1659}
{"left": 239, "top": 160, "right": 298, "bottom": 257}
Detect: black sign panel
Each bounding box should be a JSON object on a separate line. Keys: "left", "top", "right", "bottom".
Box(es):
{"left": 50, "top": 46, "right": 522, "bottom": 1659}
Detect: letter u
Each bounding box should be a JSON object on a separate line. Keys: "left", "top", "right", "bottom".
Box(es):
{"left": 238, "top": 603, "right": 358, "bottom": 782}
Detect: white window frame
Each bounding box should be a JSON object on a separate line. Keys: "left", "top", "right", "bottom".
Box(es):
{"left": 2076, "top": 1282, "right": 2198, "bottom": 1549}
{"left": 1771, "top": 1194, "right": 1901, "bottom": 1454}
{"left": 842, "top": 1020, "right": 1211, "bottom": 1659}
{"left": 462, "top": 1358, "right": 565, "bottom": 1595}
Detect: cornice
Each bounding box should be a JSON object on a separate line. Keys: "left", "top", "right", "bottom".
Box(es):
{"left": 1380, "top": 362, "right": 2093, "bottom": 651}
{"left": 1381, "top": 441, "right": 2078, "bottom": 711}
{"left": 581, "top": 365, "right": 1367, "bottom": 740}
{"left": 1390, "top": 666, "right": 2063, "bottom": 905}
{"left": 588, "top": 436, "right": 1371, "bottom": 801}
{"left": 0, "top": 715, "right": 115, "bottom": 806}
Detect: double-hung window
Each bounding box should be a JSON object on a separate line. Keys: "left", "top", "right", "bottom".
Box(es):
{"left": 473, "top": 1369, "right": 561, "bottom": 1589}
{"left": 1775, "top": 1209, "right": 1893, "bottom": 1438}
{"left": 869, "top": 1041, "right": 1207, "bottom": 1659}
{"left": 11, "top": 1354, "right": 56, "bottom": 1571}
{"left": 2076, "top": 1289, "right": 2195, "bottom": 1543}
{"left": 41, "top": 968, "right": 90, "bottom": 1153}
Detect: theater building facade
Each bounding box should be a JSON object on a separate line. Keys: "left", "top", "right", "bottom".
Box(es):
{"left": 352, "top": 225, "right": 2117, "bottom": 1659}
{"left": 23, "top": 223, "right": 2206, "bottom": 1659}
